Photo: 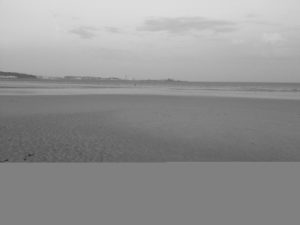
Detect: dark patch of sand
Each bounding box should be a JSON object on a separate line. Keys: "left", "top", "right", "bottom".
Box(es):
{"left": 0, "top": 95, "right": 299, "bottom": 161}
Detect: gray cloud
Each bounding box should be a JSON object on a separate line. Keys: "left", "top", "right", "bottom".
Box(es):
{"left": 243, "top": 14, "right": 280, "bottom": 27}
{"left": 69, "top": 26, "right": 99, "bottom": 39}
{"left": 244, "top": 20, "right": 279, "bottom": 27}
{"left": 137, "top": 17, "right": 237, "bottom": 34}
{"left": 261, "top": 32, "right": 285, "bottom": 45}
{"left": 245, "top": 13, "right": 258, "bottom": 19}
{"left": 105, "top": 26, "right": 122, "bottom": 34}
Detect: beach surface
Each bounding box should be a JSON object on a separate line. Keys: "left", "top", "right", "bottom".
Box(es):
{"left": 1, "top": 90, "right": 299, "bottom": 161}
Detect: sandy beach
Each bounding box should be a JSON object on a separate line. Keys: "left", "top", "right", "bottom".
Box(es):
{"left": 1, "top": 93, "right": 299, "bottom": 161}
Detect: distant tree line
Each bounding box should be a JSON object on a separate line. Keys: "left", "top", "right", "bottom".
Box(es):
{"left": 0, "top": 71, "right": 37, "bottom": 79}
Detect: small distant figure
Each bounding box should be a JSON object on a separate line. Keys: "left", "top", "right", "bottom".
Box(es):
{"left": 24, "top": 153, "right": 35, "bottom": 161}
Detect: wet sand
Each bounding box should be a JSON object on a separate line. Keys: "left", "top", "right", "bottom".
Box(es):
{"left": 0, "top": 94, "right": 300, "bottom": 161}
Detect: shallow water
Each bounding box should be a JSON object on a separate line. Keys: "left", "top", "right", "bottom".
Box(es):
{"left": 1, "top": 94, "right": 300, "bottom": 161}
{"left": 1, "top": 79, "right": 300, "bottom": 100}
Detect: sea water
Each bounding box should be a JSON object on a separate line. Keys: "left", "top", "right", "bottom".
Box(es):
{"left": 1, "top": 79, "right": 300, "bottom": 100}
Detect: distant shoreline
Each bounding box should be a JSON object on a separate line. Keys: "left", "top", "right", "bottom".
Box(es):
{"left": 1, "top": 71, "right": 300, "bottom": 84}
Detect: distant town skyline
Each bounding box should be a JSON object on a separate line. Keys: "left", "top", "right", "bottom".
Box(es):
{"left": 1, "top": 0, "right": 300, "bottom": 82}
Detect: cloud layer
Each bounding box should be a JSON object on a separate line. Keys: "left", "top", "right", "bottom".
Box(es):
{"left": 105, "top": 26, "right": 122, "bottom": 34}
{"left": 261, "top": 32, "right": 284, "bottom": 45}
{"left": 137, "top": 17, "right": 237, "bottom": 34}
{"left": 69, "top": 26, "right": 99, "bottom": 39}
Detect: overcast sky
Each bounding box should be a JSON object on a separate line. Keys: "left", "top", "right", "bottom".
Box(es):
{"left": 0, "top": 0, "right": 300, "bottom": 82}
